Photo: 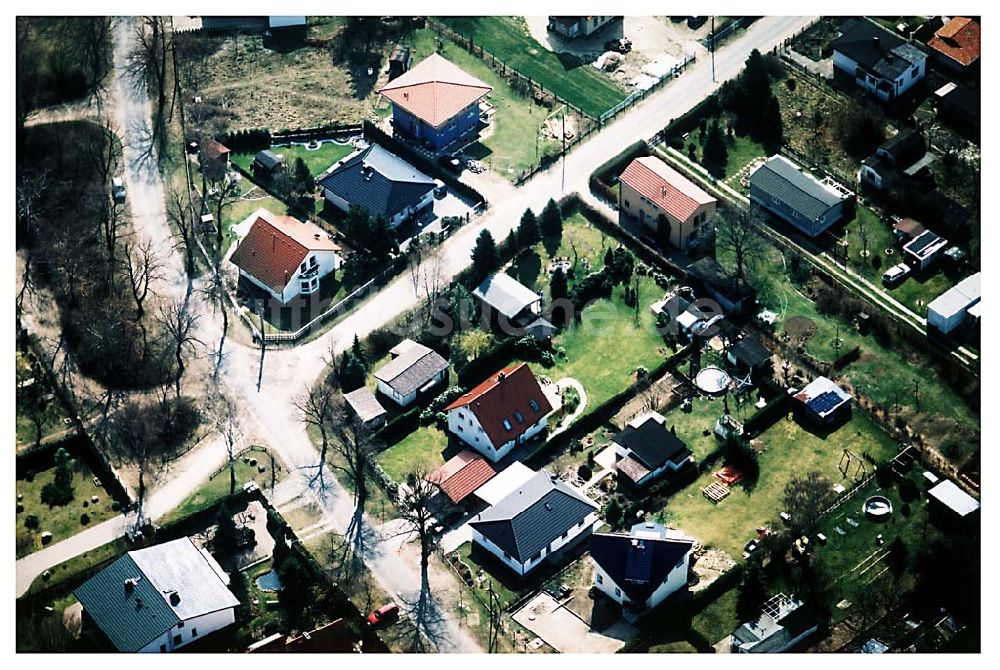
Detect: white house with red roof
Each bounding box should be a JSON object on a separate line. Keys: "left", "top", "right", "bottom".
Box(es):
{"left": 379, "top": 53, "right": 492, "bottom": 151}
{"left": 618, "top": 155, "right": 717, "bottom": 251}
{"left": 444, "top": 363, "right": 554, "bottom": 462}
{"left": 229, "top": 208, "right": 341, "bottom": 304}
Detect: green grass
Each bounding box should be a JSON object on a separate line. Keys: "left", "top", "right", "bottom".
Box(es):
{"left": 671, "top": 130, "right": 767, "bottom": 188}
{"left": 690, "top": 586, "right": 742, "bottom": 644}
{"left": 23, "top": 537, "right": 130, "bottom": 597}
{"left": 231, "top": 141, "right": 357, "bottom": 178}
{"left": 377, "top": 425, "right": 453, "bottom": 484}
{"left": 451, "top": 541, "right": 520, "bottom": 607}
{"left": 656, "top": 411, "right": 899, "bottom": 559}
{"left": 407, "top": 29, "right": 563, "bottom": 178}
{"left": 435, "top": 16, "right": 626, "bottom": 118}
{"left": 221, "top": 189, "right": 288, "bottom": 253}
{"left": 15, "top": 397, "right": 66, "bottom": 448}
{"left": 161, "top": 452, "right": 287, "bottom": 525}
{"left": 16, "top": 462, "right": 120, "bottom": 558}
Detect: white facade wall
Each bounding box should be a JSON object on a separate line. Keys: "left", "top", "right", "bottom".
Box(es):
{"left": 138, "top": 608, "right": 236, "bottom": 653}
{"left": 471, "top": 511, "right": 598, "bottom": 576}
{"left": 377, "top": 368, "right": 446, "bottom": 408}
{"left": 240, "top": 249, "right": 341, "bottom": 304}
{"left": 833, "top": 50, "right": 926, "bottom": 101}
{"left": 447, "top": 407, "right": 548, "bottom": 462}
{"left": 592, "top": 548, "right": 690, "bottom": 611}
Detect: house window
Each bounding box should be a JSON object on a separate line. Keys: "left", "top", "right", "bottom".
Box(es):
{"left": 561, "top": 531, "right": 568, "bottom": 539}
{"left": 160, "top": 644, "right": 167, "bottom": 653}
{"left": 177, "top": 621, "right": 185, "bottom": 629}
{"left": 503, "top": 552, "right": 511, "bottom": 560}
{"left": 529, "top": 399, "right": 540, "bottom": 412}
{"left": 301, "top": 262, "right": 307, "bottom": 272}
{"left": 310, "top": 256, "right": 318, "bottom": 267}
{"left": 301, "top": 282, "right": 309, "bottom": 292}
{"left": 615, "top": 587, "right": 622, "bottom": 597}
{"left": 912, "top": 67, "right": 920, "bottom": 78}
{"left": 173, "top": 635, "right": 182, "bottom": 645}
{"left": 502, "top": 419, "right": 512, "bottom": 431}
{"left": 596, "top": 574, "right": 603, "bottom": 584}
{"left": 311, "top": 277, "right": 318, "bottom": 289}
{"left": 457, "top": 424, "right": 463, "bottom": 432}
{"left": 532, "top": 552, "right": 542, "bottom": 562}
{"left": 514, "top": 410, "right": 524, "bottom": 424}
{"left": 191, "top": 628, "right": 198, "bottom": 638}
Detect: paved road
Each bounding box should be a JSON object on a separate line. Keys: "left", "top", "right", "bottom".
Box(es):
{"left": 16, "top": 15, "right": 814, "bottom": 651}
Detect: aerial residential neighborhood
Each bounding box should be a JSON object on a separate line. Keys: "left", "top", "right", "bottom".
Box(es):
{"left": 14, "top": 8, "right": 982, "bottom": 660}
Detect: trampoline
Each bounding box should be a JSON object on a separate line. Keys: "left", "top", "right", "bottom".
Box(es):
{"left": 695, "top": 366, "right": 731, "bottom": 396}
{"left": 863, "top": 495, "right": 893, "bottom": 521}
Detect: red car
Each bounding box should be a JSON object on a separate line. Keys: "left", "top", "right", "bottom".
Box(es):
{"left": 366, "top": 603, "right": 400, "bottom": 627}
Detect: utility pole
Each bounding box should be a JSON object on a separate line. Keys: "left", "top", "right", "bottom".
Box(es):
{"left": 560, "top": 107, "right": 566, "bottom": 193}
{"left": 256, "top": 301, "right": 266, "bottom": 392}
{"left": 711, "top": 17, "right": 716, "bottom": 83}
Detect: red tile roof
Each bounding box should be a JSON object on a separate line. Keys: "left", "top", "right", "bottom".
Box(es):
{"left": 379, "top": 53, "right": 492, "bottom": 128}
{"left": 445, "top": 363, "right": 553, "bottom": 450}
{"left": 619, "top": 156, "right": 716, "bottom": 223}
{"left": 229, "top": 210, "right": 340, "bottom": 294}
{"left": 426, "top": 450, "right": 496, "bottom": 504}
{"left": 928, "top": 17, "right": 980, "bottom": 67}
{"left": 202, "top": 138, "right": 230, "bottom": 160}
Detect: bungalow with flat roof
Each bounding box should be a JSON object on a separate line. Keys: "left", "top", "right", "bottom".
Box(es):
{"left": 903, "top": 229, "right": 949, "bottom": 271}
{"left": 618, "top": 156, "right": 717, "bottom": 251}
{"left": 590, "top": 521, "right": 695, "bottom": 620}
{"left": 731, "top": 593, "right": 819, "bottom": 653}
{"left": 379, "top": 53, "right": 492, "bottom": 151}
{"left": 74, "top": 537, "right": 239, "bottom": 653}
{"left": 832, "top": 19, "right": 927, "bottom": 101}
{"left": 750, "top": 155, "right": 852, "bottom": 237}
{"left": 229, "top": 209, "right": 342, "bottom": 304}
{"left": 445, "top": 363, "right": 554, "bottom": 462}
{"left": 470, "top": 470, "right": 599, "bottom": 576}
{"left": 547, "top": 16, "right": 618, "bottom": 39}
{"left": 372, "top": 339, "right": 448, "bottom": 408}
{"left": 934, "top": 81, "right": 980, "bottom": 130}
{"left": 927, "top": 272, "right": 980, "bottom": 335}
{"left": 318, "top": 144, "right": 436, "bottom": 229}
{"left": 252, "top": 149, "right": 285, "bottom": 176}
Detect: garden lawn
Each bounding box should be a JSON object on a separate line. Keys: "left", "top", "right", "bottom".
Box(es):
{"left": 435, "top": 17, "right": 626, "bottom": 118}
{"left": 377, "top": 425, "right": 453, "bottom": 484}
{"left": 221, "top": 189, "right": 288, "bottom": 253}
{"left": 690, "top": 585, "right": 742, "bottom": 644}
{"left": 667, "top": 131, "right": 766, "bottom": 188}
{"left": 232, "top": 140, "right": 357, "bottom": 178}
{"left": 162, "top": 452, "right": 287, "bottom": 524}
{"left": 407, "top": 29, "right": 562, "bottom": 178}
{"left": 655, "top": 411, "right": 899, "bottom": 559}
{"left": 451, "top": 541, "right": 520, "bottom": 607}
{"left": 16, "top": 462, "right": 119, "bottom": 558}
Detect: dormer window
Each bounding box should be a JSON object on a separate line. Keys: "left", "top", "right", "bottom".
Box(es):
{"left": 301, "top": 262, "right": 307, "bottom": 272}
{"left": 529, "top": 399, "right": 540, "bottom": 412}
{"left": 513, "top": 410, "right": 524, "bottom": 424}
{"left": 502, "top": 419, "right": 512, "bottom": 431}
{"left": 310, "top": 256, "right": 318, "bottom": 267}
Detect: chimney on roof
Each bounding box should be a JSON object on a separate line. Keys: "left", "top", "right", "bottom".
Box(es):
{"left": 497, "top": 371, "right": 506, "bottom": 382}
{"left": 661, "top": 186, "right": 667, "bottom": 197}
{"left": 124, "top": 578, "right": 137, "bottom": 593}
{"left": 169, "top": 592, "right": 181, "bottom": 607}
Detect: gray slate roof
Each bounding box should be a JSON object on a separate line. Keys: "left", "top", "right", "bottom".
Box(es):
{"left": 751, "top": 156, "right": 846, "bottom": 222}
{"left": 74, "top": 537, "right": 238, "bottom": 652}
{"left": 470, "top": 470, "right": 597, "bottom": 563}
{"left": 318, "top": 144, "right": 435, "bottom": 221}
{"left": 373, "top": 340, "right": 448, "bottom": 397}
{"left": 474, "top": 273, "right": 542, "bottom": 320}
{"left": 254, "top": 149, "right": 283, "bottom": 171}
{"left": 613, "top": 416, "right": 691, "bottom": 471}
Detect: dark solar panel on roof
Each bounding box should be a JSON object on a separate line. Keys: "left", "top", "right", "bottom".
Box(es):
{"left": 809, "top": 391, "right": 844, "bottom": 415}
{"left": 624, "top": 541, "right": 654, "bottom": 583}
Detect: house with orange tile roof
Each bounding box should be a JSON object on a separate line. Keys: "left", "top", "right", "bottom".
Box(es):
{"left": 379, "top": 53, "right": 492, "bottom": 151}
{"left": 444, "top": 363, "right": 554, "bottom": 462}
{"left": 229, "top": 208, "right": 341, "bottom": 304}
{"left": 426, "top": 450, "right": 496, "bottom": 506}
{"left": 927, "top": 17, "right": 980, "bottom": 73}
{"left": 618, "top": 155, "right": 717, "bottom": 251}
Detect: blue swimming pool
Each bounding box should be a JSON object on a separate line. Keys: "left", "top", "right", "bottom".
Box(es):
{"left": 255, "top": 569, "right": 283, "bottom": 592}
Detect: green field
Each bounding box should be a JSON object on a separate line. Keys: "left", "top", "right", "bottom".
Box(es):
{"left": 231, "top": 140, "right": 357, "bottom": 178}
{"left": 407, "top": 28, "right": 563, "bottom": 178}
{"left": 435, "top": 17, "right": 626, "bottom": 118}
{"left": 17, "top": 461, "right": 120, "bottom": 558}
{"left": 377, "top": 425, "right": 453, "bottom": 484}
{"left": 656, "top": 411, "right": 899, "bottom": 559}
{"left": 162, "top": 451, "right": 287, "bottom": 525}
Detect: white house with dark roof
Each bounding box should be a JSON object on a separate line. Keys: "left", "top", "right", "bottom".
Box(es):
{"left": 318, "top": 144, "right": 436, "bottom": 229}
{"left": 470, "top": 470, "right": 599, "bottom": 576}
{"left": 611, "top": 412, "right": 693, "bottom": 488}
{"left": 372, "top": 339, "right": 448, "bottom": 408}
{"left": 73, "top": 537, "right": 239, "bottom": 653}
{"left": 832, "top": 19, "right": 927, "bottom": 102}
{"left": 794, "top": 376, "right": 851, "bottom": 426}
{"left": 589, "top": 521, "right": 694, "bottom": 619}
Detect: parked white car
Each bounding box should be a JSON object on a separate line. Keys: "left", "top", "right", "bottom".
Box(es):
{"left": 111, "top": 176, "right": 126, "bottom": 203}
{"left": 882, "top": 262, "right": 911, "bottom": 287}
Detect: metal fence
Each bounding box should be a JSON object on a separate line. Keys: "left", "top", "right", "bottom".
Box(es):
{"left": 599, "top": 52, "right": 697, "bottom": 125}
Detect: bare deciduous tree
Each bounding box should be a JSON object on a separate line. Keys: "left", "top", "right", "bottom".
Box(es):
{"left": 111, "top": 400, "right": 157, "bottom": 532}
{"left": 199, "top": 250, "right": 230, "bottom": 380}
{"left": 396, "top": 472, "right": 441, "bottom": 650}
{"left": 157, "top": 299, "right": 201, "bottom": 398}
{"left": 293, "top": 383, "right": 336, "bottom": 492}
{"left": 166, "top": 186, "right": 196, "bottom": 282}
{"left": 121, "top": 238, "right": 163, "bottom": 318}
{"left": 208, "top": 392, "right": 243, "bottom": 496}
{"left": 717, "top": 209, "right": 766, "bottom": 287}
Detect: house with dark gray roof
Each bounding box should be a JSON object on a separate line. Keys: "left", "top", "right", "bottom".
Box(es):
{"left": 832, "top": 18, "right": 927, "bottom": 102}
{"left": 73, "top": 537, "right": 239, "bottom": 653}
{"left": 252, "top": 149, "right": 285, "bottom": 176}
{"left": 372, "top": 339, "right": 448, "bottom": 408}
{"left": 470, "top": 469, "right": 599, "bottom": 576}
{"left": 726, "top": 337, "right": 774, "bottom": 376}
{"left": 590, "top": 521, "right": 694, "bottom": 619}
{"left": 749, "top": 155, "right": 853, "bottom": 238}
{"left": 318, "top": 143, "right": 436, "bottom": 228}
{"left": 612, "top": 412, "right": 693, "bottom": 488}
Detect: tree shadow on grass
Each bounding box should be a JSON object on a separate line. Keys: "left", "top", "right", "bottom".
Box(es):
{"left": 507, "top": 250, "right": 542, "bottom": 290}
{"left": 542, "top": 234, "right": 562, "bottom": 259}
